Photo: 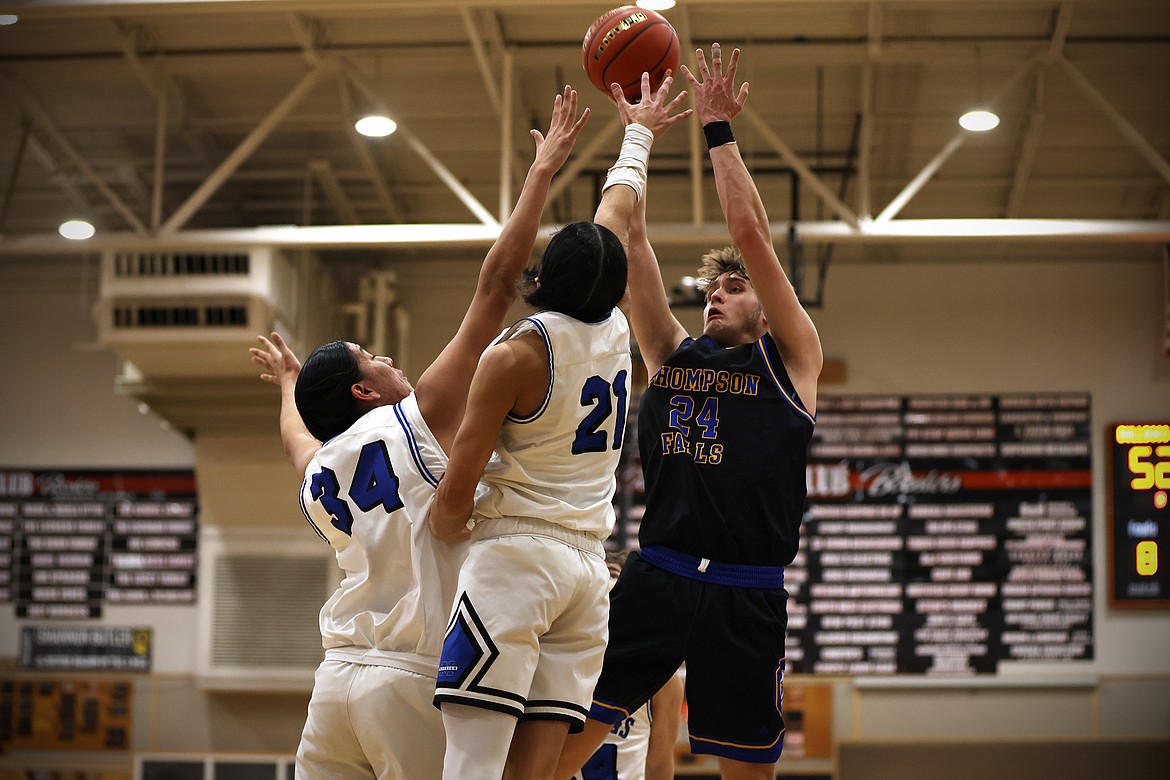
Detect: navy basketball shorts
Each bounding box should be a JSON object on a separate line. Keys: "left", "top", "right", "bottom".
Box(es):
{"left": 588, "top": 552, "right": 789, "bottom": 764}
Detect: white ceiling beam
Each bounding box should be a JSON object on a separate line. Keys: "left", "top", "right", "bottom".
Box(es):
{"left": 459, "top": 5, "right": 501, "bottom": 116}
{"left": 741, "top": 106, "right": 860, "bottom": 228}
{"left": 13, "top": 0, "right": 1087, "bottom": 16}
{"left": 342, "top": 62, "right": 500, "bottom": 228}
{"left": 673, "top": 7, "right": 705, "bottom": 228}
{"left": 26, "top": 136, "right": 93, "bottom": 215}
{"left": 5, "top": 219, "right": 1169, "bottom": 255}
{"left": 498, "top": 47, "right": 513, "bottom": 222}
{"left": 336, "top": 72, "right": 405, "bottom": 223}
{"left": 151, "top": 73, "right": 168, "bottom": 229}
{"left": 286, "top": 13, "right": 323, "bottom": 66}
{"left": 0, "top": 120, "right": 32, "bottom": 230}
{"left": 857, "top": 1, "right": 882, "bottom": 220}
{"left": 1, "top": 72, "right": 149, "bottom": 234}
{"left": 1055, "top": 55, "right": 1170, "bottom": 187}
{"left": 160, "top": 58, "right": 333, "bottom": 233}
{"left": 545, "top": 118, "right": 622, "bottom": 204}
{"left": 875, "top": 54, "right": 1036, "bottom": 223}
{"left": 1006, "top": 2, "right": 1072, "bottom": 217}
{"left": 309, "top": 160, "right": 358, "bottom": 224}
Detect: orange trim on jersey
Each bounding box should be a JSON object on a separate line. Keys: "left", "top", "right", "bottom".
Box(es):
{"left": 690, "top": 728, "right": 786, "bottom": 751}
{"left": 591, "top": 700, "right": 634, "bottom": 720}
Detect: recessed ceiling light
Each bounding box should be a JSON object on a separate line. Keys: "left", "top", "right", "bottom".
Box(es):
{"left": 355, "top": 114, "right": 397, "bottom": 138}
{"left": 959, "top": 109, "right": 1000, "bottom": 132}
{"left": 59, "top": 220, "right": 95, "bottom": 240}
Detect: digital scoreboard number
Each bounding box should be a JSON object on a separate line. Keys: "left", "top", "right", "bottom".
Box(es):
{"left": 1107, "top": 422, "right": 1170, "bottom": 607}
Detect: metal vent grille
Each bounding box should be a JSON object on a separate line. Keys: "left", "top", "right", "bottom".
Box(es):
{"left": 112, "top": 303, "right": 249, "bottom": 328}
{"left": 210, "top": 554, "right": 325, "bottom": 668}
{"left": 112, "top": 251, "right": 251, "bottom": 277}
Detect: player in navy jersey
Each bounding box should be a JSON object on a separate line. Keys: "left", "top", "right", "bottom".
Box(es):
{"left": 250, "top": 87, "right": 596, "bottom": 780}
{"left": 557, "top": 45, "right": 823, "bottom": 780}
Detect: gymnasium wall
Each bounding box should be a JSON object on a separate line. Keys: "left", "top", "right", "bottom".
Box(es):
{"left": 1, "top": 248, "right": 1168, "bottom": 776}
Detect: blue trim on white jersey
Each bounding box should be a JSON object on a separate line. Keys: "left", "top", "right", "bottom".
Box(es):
{"left": 297, "top": 476, "right": 329, "bottom": 542}
{"left": 394, "top": 402, "right": 439, "bottom": 488}
{"left": 755, "top": 338, "right": 815, "bottom": 425}
{"left": 506, "top": 316, "right": 554, "bottom": 424}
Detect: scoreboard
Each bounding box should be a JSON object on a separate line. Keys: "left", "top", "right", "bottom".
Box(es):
{"left": 1107, "top": 422, "right": 1170, "bottom": 607}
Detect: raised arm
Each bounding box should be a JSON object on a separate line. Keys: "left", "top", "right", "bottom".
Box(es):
{"left": 593, "top": 72, "right": 692, "bottom": 248}
{"left": 428, "top": 334, "right": 545, "bottom": 542}
{"left": 413, "top": 86, "right": 591, "bottom": 447}
{"left": 250, "top": 332, "right": 320, "bottom": 476}
{"left": 627, "top": 192, "right": 688, "bottom": 377}
{"left": 683, "top": 45, "right": 823, "bottom": 414}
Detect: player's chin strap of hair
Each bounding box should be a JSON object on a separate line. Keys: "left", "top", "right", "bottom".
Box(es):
{"left": 602, "top": 123, "right": 654, "bottom": 202}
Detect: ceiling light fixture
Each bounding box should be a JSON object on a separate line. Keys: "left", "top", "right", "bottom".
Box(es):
{"left": 355, "top": 114, "right": 398, "bottom": 138}
{"left": 959, "top": 109, "right": 1000, "bottom": 132}
{"left": 958, "top": 45, "right": 999, "bottom": 132}
{"left": 636, "top": 0, "right": 676, "bottom": 10}
{"left": 59, "top": 219, "right": 95, "bottom": 240}
{"left": 0, "top": 15, "right": 18, "bottom": 26}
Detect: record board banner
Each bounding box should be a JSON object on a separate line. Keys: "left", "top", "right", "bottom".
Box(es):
{"left": 785, "top": 393, "right": 1093, "bottom": 675}
{"left": 19, "top": 625, "right": 152, "bottom": 671}
{"left": 0, "top": 470, "right": 197, "bottom": 619}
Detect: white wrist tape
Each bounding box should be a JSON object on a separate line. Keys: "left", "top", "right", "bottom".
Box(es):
{"left": 602, "top": 123, "right": 654, "bottom": 201}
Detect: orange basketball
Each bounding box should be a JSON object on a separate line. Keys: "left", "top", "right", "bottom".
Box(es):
{"left": 582, "top": 6, "right": 681, "bottom": 102}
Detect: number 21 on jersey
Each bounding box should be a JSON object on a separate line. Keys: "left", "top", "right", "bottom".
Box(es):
{"left": 572, "top": 370, "right": 629, "bottom": 454}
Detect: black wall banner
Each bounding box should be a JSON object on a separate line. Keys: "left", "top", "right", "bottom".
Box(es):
{"left": 786, "top": 393, "right": 1093, "bottom": 675}
{"left": 0, "top": 470, "right": 197, "bottom": 619}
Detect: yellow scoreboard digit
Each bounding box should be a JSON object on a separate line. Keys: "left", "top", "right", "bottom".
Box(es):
{"left": 1108, "top": 423, "right": 1170, "bottom": 607}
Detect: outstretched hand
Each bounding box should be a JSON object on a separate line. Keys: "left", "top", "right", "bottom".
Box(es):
{"left": 611, "top": 71, "right": 692, "bottom": 139}
{"left": 250, "top": 331, "right": 301, "bottom": 388}
{"left": 531, "top": 85, "right": 591, "bottom": 173}
{"left": 681, "top": 43, "right": 749, "bottom": 124}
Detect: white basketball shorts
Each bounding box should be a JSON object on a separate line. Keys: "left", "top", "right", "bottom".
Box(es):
{"left": 434, "top": 517, "right": 609, "bottom": 731}
{"left": 298, "top": 658, "right": 445, "bottom": 779}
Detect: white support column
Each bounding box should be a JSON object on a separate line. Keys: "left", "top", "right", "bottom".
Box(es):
{"left": 498, "top": 48, "right": 514, "bottom": 222}
{"left": 857, "top": 2, "right": 883, "bottom": 220}
{"left": 161, "top": 59, "right": 333, "bottom": 233}
{"left": 674, "top": 7, "right": 705, "bottom": 228}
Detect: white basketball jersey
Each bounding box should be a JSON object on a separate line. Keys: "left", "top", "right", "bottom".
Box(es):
{"left": 299, "top": 393, "right": 466, "bottom": 670}
{"left": 572, "top": 702, "right": 652, "bottom": 780}
{"left": 475, "top": 309, "right": 631, "bottom": 540}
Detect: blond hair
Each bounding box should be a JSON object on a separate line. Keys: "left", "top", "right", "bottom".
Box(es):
{"left": 696, "top": 246, "right": 748, "bottom": 290}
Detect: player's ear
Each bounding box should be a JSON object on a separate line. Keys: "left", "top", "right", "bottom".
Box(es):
{"left": 351, "top": 382, "right": 379, "bottom": 401}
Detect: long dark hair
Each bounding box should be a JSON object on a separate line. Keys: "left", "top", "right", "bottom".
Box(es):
{"left": 521, "top": 221, "right": 627, "bottom": 323}
{"left": 295, "top": 340, "right": 362, "bottom": 442}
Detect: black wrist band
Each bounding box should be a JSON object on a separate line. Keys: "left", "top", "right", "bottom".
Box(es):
{"left": 703, "top": 120, "right": 735, "bottom": 150}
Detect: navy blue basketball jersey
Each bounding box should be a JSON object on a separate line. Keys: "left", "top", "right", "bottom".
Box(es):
{"left": 636, "top": 334, "right": 815, "bottom": 565}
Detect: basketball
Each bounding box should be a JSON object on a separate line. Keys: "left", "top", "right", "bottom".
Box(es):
{"left": 582, "top": 6, "right": 681, "bottom": 102}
